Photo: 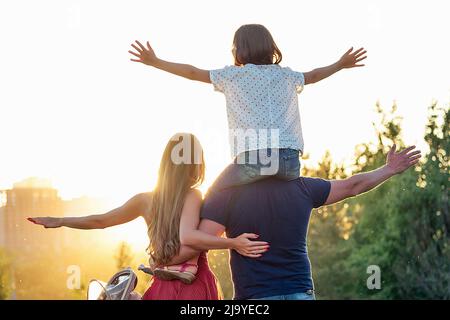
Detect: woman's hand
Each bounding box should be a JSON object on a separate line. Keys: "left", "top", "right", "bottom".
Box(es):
{"left": 338, "top": 47, "right": 367, "bottom": 69}
{"left": 129, "top": 40, "right": 158, "bottom": 66}
{"left": 232, "top": 233, "right": 270, "bottom": 258}
{"left": 27, "top": 217, "right": 63, "bottom": 228}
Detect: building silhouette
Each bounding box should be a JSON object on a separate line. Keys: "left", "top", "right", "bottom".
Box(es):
{"left": 0, "top": 177, "right": 112, "bottom": 299}
{"left": 1, "top": 177, "right": 64, "bottom": 255}
{"left": 0, "top": 178, "right": 109, "bottom": 253}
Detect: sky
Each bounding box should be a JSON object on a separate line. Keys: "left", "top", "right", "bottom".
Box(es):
{"left": 0, "top": 0, "right": 449, "bottom": 206}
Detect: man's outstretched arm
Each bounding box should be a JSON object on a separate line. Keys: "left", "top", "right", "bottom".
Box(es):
{"left": 324, "top": 145, "right": 421, "bottom": 206}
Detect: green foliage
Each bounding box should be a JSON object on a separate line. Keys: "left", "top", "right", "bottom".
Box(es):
{"left": 308, "top": 102, "right": 450, "bottom": 299}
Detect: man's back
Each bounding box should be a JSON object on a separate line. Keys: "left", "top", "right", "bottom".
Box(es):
{"left": 201, "top": 177, "right": 330, "bottom": 300}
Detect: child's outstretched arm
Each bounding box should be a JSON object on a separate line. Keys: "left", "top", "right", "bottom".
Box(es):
{"left": 303, "top": 47, "right": 367, "bottom": 85}
{"left": 129, "top": 40, "right": 211, "bottom": 83}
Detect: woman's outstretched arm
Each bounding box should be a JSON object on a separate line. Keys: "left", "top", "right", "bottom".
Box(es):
{"left": 28, "top": 193, "right": 149, "bottom": 229}
{"left": 129, "top": 40, "right": 211, "bottom": 83}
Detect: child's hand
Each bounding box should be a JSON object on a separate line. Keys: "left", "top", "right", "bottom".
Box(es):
{"left": 338, "top": 47, "right": 367, "bottom": 69}
{"left": 129, "top": 40, "right": 158, "bottom": 66}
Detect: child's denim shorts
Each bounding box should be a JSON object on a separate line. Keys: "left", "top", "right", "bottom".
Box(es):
{"left": 211, "top": 148, "right": 300, "bottom": 191}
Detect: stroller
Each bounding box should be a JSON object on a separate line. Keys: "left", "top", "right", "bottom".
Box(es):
{"left": 87, "top": 264, "right": 153, "bottom": 300}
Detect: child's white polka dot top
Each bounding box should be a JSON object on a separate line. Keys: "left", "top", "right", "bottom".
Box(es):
{"left": 210, "top": 64, "right": 305, "bottom": 158}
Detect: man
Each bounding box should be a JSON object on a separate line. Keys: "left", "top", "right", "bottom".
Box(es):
{"left": 181, "top": 144, "right": 421, "bottom": 300}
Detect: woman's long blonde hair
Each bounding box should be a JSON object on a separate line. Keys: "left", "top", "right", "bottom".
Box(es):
{"left": 147, "top": 133, "right": 205, "bottom": 266}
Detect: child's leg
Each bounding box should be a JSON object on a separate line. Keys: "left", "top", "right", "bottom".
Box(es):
{"left": 153, "top": 254, "right": 200, "bottom": 284}
{"left": 276, "top": 149, "right": 301, "bottom": 181}
{"left": 166, "top": 255, "right": 199, "bottom": 275}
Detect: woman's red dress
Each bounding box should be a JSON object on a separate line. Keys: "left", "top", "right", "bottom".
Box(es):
{"left": 142, "top": 253, "right": 220, "bottom": 300}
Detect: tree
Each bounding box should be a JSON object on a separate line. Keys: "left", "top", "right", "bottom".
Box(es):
{"left": 114, "top": 242, "right": 134, "bottom": 271}
{"left": 305, "top": 151, "right": 355, "bottom": 299}
{"left": 390, "top": 102, "right": 449, "bottom": 298}
{"left": 308, "top": 102, "right": 450, "bottom": 299}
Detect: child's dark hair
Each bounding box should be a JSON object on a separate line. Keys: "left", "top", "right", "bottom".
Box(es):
{"left": 232, "top": 24, "right": 282, "bottom": 66}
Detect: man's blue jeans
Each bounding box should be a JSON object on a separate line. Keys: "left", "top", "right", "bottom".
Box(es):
{"left": 253, "top": 290, "right": 315, "bottom": 300}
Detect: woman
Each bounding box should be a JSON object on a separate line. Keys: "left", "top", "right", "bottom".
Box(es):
{"left": 28, "top": 133, "right": 269, "bottom": 300}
